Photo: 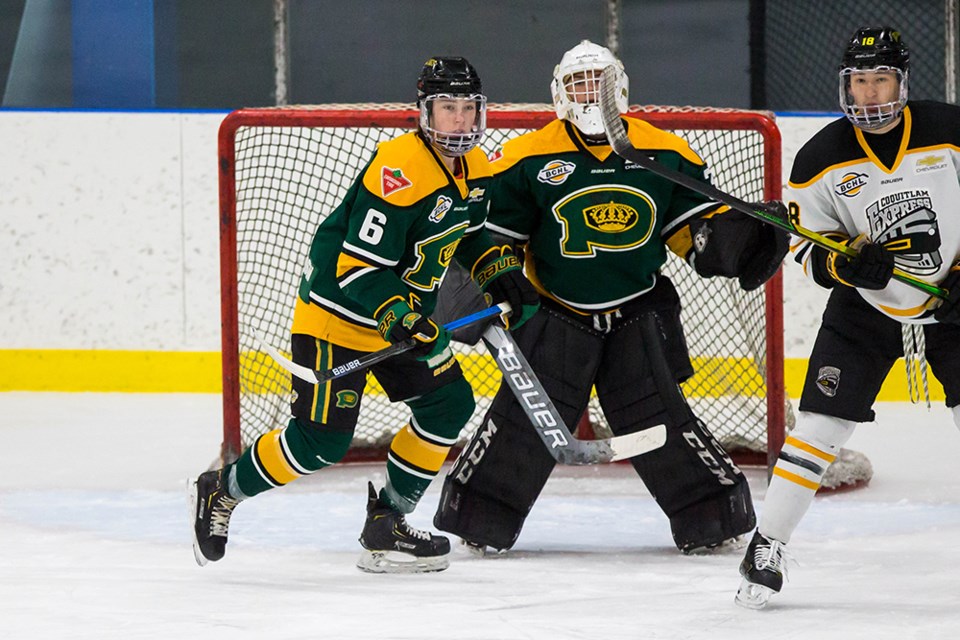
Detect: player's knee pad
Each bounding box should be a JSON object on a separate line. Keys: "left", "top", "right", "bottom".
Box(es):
{"left": 407, "top": 375, "right": 476, "bottom": 443}
{"left": 286, "top": 416, "right": 354, "bottom": 468}
{"left": 789, "top": 411, "right": 857, "bottom": 453}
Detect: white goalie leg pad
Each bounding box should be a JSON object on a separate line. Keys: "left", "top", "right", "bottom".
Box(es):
{"left": 759, "top": 412, "right": 856, "bottom": 544}
{"left": 356, "top": 549, "right": 450, "bottom": 574}
{"left": 953, "top": 405, "right": 960, "bottom": 432}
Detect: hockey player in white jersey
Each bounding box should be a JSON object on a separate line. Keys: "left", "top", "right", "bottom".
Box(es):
{"left": 735, "top": 26, "right": 960, "bottom": 609}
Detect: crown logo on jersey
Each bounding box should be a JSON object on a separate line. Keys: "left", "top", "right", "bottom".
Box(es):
{"left": 583, "top": 201, "right": 638, "bottom": 232}
{"left": 382, "top": 166, "right": 413, "bottom": 197}
{"left": 834, "top": 172, "right": 868, "bottom": 198}
{"left": 537, "top": 160, "right": 576, "bottom": 185}
{"left": 438, "top": 241, "right": 459, "bottom": 267}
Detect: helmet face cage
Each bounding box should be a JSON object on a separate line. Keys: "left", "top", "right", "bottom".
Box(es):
{"left": 419, "top": 93, "right": 487, "bottom": 157}
{"left": 839, "top": 66, "right": 908, "bottom": 131}
{"left": 551, "top": 40, "right": 629, "bottom": 137}
{"left": 417, "top": 57, "right": 486, "bottom": 157}
{"left": 837, "top": 27, "right": 909, "bottom": 130}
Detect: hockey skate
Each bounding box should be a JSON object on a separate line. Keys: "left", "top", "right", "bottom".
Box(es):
{"left": 357, "top": 482, "right": 451, "bottom": 574}
{"left": 735, "top": 530, "right": 788, "bottom": 609}
{"left": 188, "top": 468, "right": 239, "bottom": 566}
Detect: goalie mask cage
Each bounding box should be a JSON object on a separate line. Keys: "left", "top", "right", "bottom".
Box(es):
{"left": 218, "top": 104, "right": 787, "bottom": 471}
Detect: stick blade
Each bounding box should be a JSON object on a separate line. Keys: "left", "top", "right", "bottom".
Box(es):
{"left": 599, "top": 65, "right": 630, "bottom": 153}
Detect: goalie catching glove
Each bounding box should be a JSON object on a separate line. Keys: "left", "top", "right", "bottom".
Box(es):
{"left": 471, "top": 245, "right": 540, "bottom": 330}
{"left": 810, "top": 234, "right": 895, "bottom": 290}
{"left": 690, "top": 203, "right": 790, "bottom": 291}
{"left": 375, "top": 299, "right": 452, "bottom": 368}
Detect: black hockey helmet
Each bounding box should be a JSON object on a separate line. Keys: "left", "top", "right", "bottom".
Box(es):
{"left": 839, "top": 26, "right": 909, "bottom": 73}
{"left": 417, "top": 57, "right": 483, "bottom": 103}
{"left": 416, "top": 56, "right": 486, "bottom": 157}
{"left": 838, "top": 27, "right": 909, "bottom": 131}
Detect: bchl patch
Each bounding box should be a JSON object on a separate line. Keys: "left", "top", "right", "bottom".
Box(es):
{"left": 537, "top": 160, "right": 576, "bottom": 185}
{"left": 816, "top": 366, "right": 841, "bottom": 397}
{"left": 429, "top": 195, "right": 453, "bottom": 222}
{"left": 834, "top": 172, "right": 868, "bottom": 198}
{"left": 335, "top": 390, "right": 359, "bottom": 408}
{"left": 381, "top": 166, "right": 413, "bottom": 197}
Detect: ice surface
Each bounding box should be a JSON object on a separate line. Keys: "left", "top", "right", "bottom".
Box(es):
{"left": 1, "top": 392, "right": 958, "bottom": 639}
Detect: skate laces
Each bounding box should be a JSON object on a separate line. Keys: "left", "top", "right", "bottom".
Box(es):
{"left": 209, "top": 492, "right": 239, "bottom": 537}
{"left": 397, "top": 515, "right": 430, "bottom": 541}
{"left": 753, "top": 536, "right": 791, "bottom": 579}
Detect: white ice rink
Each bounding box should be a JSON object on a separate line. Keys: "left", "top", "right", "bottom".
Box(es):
{"left": 2, "top": 392, "right": 959, "bottom": 639}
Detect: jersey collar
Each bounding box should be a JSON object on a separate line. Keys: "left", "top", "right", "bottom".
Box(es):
{"left": 854, "top": 105, "right": 912, "bottom": 174}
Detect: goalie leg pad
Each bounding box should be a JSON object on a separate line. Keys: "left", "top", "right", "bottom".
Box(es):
{"left": 595, "top": 306, "right": 755, "bottom": 551}
{"left": 434, "top": 309, "right": 602, "bottom": 550}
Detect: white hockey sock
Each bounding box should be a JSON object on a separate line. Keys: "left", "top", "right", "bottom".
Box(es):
{"left": 759, "top": 412, "right": 856, "bottom": 544}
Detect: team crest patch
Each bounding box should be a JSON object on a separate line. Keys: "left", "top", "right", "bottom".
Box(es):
{"left": 584, "top": 201, "right": 638, "bottom": 232}
{"left": 335, "top": 390, "right": 359, "bottom": 408}
{"left": 816, "top": 366, "right": 841, "bottom": 397}
{"left": 429, "top": 195, "right": 453, "bottom": 222}
{"left": 693, "top": 224, "right": 711, "bottom": 253}
{"left": 537, "top": 160, "right": 576, "bottom": 185}
{"left": 834, "top": 172, "right": 868, "bottom": 198}
{"left": 382, "top": 166, "right": 413, "bottom": 197}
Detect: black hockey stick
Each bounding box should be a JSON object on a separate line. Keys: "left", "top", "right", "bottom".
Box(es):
{"left": 255, "top": 304, "right": 507, "bottom": 385}
{"left": 597, "top": 66, "right": 947, "bottom": 300}
{"left": 481, "top": 324, "right": 667, "bottom": 464}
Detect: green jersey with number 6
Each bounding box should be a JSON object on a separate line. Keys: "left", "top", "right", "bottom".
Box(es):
{"left": 486, "top": 117, "right": 725, "bottom": 313}
{"left": 293, "top": 131, "right": 494, "bottom": 351}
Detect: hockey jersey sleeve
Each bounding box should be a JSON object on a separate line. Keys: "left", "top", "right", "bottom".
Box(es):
{"left": 660, "top": 154, "right": 727, "bottom": 259}
{"left": 334, "top": 171, "right": 418, "bottom": 317}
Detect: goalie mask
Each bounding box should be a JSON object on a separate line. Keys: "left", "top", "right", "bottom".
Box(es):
{"left": 417, "top": 56, "right": 486, "bottom": 157}
{"left": 551, "top": 40, "right": 629, "bottom": 137}
{"left": 838, "top": 27, "right": 909, "bottom": 131}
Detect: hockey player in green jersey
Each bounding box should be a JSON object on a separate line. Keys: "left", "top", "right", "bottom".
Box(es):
{"left": 736, "top": 27, "right": 960, "bottom": 609}
{"left": 434, "top": 40, "right": 789, "bottom": 555}
{"left": 189, "top": 57, "right": 539, "bottom": 574}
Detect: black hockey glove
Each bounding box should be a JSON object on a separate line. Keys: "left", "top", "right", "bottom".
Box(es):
{"left": 690, "top": 203, "right": 790, "bottom": 291}
{"left": 471, "top": 245, "right": 540, "bottom": 330}
{"left": 822, "top": 236, "right": 895, "bottom": 290}
{"left": 375, "top": 299, "right": 452, "bottom": 368}
{"left": 934, "top": 265, "right": 960, "bottom": 325}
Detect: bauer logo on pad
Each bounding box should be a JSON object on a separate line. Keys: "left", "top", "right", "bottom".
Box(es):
{"left": 381, "top": 166, "right": 413, "bottom": 197}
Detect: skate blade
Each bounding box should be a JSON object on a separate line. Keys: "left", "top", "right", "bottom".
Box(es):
{"left": 735, "top": 578, "right": 775, "bottom": 609}
{"left": 186, "top": 477, "right": 208, "bottom": 567}
{"left": 356, "top": 549, "right": 450, "bottom": 574}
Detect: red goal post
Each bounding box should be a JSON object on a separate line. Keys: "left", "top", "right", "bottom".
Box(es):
{"left": 217, "top": 103, "right": 787, "bottom": 471}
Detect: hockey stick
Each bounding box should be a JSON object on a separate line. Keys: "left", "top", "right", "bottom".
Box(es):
{"left": 254, "top": 304, "right": 507, "bottom": 385}
{"left": 481, "top": 324, "right": 667, "bottom": 464}
{"left": 597, "top": 66, "right": 947, "bottom": 300}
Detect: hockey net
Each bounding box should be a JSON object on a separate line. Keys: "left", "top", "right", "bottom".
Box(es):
{"left": 218, "top": 104, "right": 792, "bottom": 473}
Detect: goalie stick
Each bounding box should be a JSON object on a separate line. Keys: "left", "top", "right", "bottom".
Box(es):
{"left": 597, "top": 65, "right": 947, "bottom": 300}
{"left": 255, "top": 304, "right": 506, "bottom": 385}
{"left": 481, "top": 324, "right": 667, "bottom": 464}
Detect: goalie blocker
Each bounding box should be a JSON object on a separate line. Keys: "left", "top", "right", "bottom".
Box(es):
{"left": 434, "top": 278, "right": 755, "bottom": 552}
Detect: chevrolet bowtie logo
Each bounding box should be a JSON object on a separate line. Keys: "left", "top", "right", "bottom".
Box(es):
{"left": 917, "top": 154, "right": 945, "bottom": 167}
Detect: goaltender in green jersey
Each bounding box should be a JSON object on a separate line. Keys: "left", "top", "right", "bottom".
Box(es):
{"left": 435, "top": 40, "right": 789, "bottom": 555}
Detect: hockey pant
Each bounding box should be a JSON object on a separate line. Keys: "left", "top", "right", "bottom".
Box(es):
{"left": 434, "top": 299, "right": 755, "bottom": 551}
